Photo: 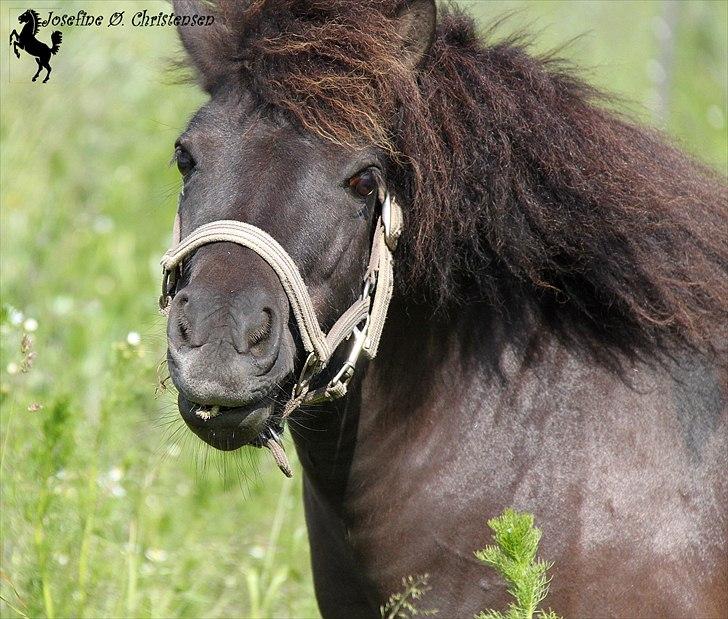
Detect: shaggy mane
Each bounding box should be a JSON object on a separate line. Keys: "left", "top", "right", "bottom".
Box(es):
{"left": 24, "top": 9, "right": 41, "bottom": 35}
{"left": 184, "top": 0, "right": 728, "bottom": 360}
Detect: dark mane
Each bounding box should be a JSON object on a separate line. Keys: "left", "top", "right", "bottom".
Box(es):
{"left": 186, "top": 1, "right": 728, "bottom": 361}
{"left": 24, "top": 9, "right": 41, "bottom": 35}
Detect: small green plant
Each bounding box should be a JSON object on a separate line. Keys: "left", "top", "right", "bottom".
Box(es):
{"left": 380, "top": 574, "right": 438, "bottom": 619}
{"left": 475, "top": 509, "right": 561, "bottom": 619}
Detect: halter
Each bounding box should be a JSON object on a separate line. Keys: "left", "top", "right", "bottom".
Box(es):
{"left": 159, "top": 189, "right": 403, "bottom": 472}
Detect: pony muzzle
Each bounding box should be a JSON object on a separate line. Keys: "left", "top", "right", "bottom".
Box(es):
{"left": 160, "top": 195, "right": 403, "bottom": 467}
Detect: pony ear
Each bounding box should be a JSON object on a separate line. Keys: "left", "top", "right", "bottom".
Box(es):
{"left": 394, "top": 0, "right": 437, "bottom": 69}
{"left": 173, "top": 0, "right": 229, "bottom": 91}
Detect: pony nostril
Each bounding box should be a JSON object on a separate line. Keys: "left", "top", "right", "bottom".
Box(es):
{"left": 174, "top": 292, "right": 191, "bottom": 342}
{"left": 248, "top": 308, "right": 273, "bottom": 351}
{"left": 177, "top": 316, "right": 190, "bottom": 342}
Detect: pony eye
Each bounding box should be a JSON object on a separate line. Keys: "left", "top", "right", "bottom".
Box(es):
{"left": 348, "top": 169, "right": 377, "bottom": 198}
{"left": 175, "top": 147, "right": 195, "bottom": 177}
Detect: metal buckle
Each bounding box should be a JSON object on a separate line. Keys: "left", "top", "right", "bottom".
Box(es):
{"left": 159, "top": 268, "right": 177, "bottom": 310}
{"left": 328, "top": 315, "right": 370, "bottom": 391}
{"left": 317, "top": 266, "right": 377, "bottom": 397}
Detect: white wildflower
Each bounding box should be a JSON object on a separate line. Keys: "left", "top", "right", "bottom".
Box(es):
{"left": 98, "top": 467, "right": 126, "bottom": 498}
{"left": 23, "top": 318, "right": 38, "bottom": 332}
{"left": 126, "top": 331, "right": 141, "bottom": 347}
{"left": 9, "top": 308, "right": 23, "bottom": 326}
{"left": 145, "top": 548, "right": 168, "bottom": 563}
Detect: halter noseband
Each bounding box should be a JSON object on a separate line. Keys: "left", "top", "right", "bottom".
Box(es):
{"left": 159, "top": 190, "right": 403, "bottom": 422}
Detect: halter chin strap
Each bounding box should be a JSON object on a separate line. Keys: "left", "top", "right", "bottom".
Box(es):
{"left": 159, "top": 192, "right": 403, "bottom": 420}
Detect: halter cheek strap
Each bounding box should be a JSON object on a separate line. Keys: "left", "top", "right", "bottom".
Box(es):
{"left": 159, "top": 194, "right": 403, "bottom": 421}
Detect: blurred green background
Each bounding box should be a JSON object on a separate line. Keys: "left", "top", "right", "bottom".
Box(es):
{"left": 1, "top": 1, "right": 725, "bottom": 617}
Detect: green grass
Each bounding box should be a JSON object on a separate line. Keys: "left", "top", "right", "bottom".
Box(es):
{"left": 1, "top": 1, "right": 725, "bottom": 617}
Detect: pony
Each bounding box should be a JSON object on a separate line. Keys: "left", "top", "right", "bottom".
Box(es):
{"left": 161, "top": 0, "right": 728, "bottom": 615}
{"left": 9, "top": 9, "right": 62, "bottom": 83}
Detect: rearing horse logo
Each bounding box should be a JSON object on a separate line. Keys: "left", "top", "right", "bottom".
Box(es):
{"left": 9, "top": 9, "right": 62, "bottom": 83}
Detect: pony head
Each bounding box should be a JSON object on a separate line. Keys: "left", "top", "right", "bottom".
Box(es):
{"left": 164, "top": 0, "right": 436, "bottom": 451}
{"left": 18, "top": 9, "right": 40, "bottom": 30}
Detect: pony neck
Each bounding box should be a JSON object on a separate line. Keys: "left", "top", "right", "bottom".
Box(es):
{"left": 290, "top": 293, "right": 526, "bottom": 504}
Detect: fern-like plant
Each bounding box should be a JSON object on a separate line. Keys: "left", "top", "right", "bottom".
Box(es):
{"left": 475, "top": 509, "right": 561, "bottom": 619}
{"left": 379, "top": 574, "right": 438, "bottom": 619}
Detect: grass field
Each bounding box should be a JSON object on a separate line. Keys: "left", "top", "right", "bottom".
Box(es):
{"left": 1, "top": 1, "right": 725, "bottom": 617}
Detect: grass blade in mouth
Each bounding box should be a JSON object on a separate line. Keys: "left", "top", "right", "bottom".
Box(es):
{"left": 263, "top": 430, "right": 292, "bottom": 478}
{"left": 195, "top": 405, "right": 221, "bottom": 421}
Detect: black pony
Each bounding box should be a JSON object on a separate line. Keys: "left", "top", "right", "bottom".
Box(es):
{"left": 161, "top": 0, "right": 728, "bottom": 616}
{"left": 9, "top": 10, "right": 62, "bottom": 83}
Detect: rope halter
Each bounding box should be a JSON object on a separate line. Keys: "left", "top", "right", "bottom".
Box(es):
{"left": 159, "top": 190, "right": 403, "bottom": 423}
